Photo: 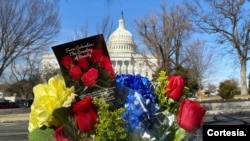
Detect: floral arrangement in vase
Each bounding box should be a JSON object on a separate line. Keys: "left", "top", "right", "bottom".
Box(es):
{"left": 28, "top": 70, "right": 206, "bottom": 141}
{"left": 28, "top": 34, "right": 206, "bottom": 141}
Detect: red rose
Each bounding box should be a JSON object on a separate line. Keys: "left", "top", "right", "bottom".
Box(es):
{"left": 73, "top": 96, "right": 98, "bottom": 132}
{"left": 91, "top": 49, "right": 103, "bottom": 62}
{"left": 101, "top": 57, "right": 115, "bottom": 79}
{"left": 69, "top": 65, "right": 82, "bottom": 81}
{"left": 53, "top": 126, "right": 70, "bottom": 141}
{"left": 61, "top": 55, "right": 73, "bottom": 68}
{"left": 165, "top": 75, "right": 185, "bottom": 101}
{"left": 177, "top": 99, "right": 206, "bottom": 132}
{"left": 77, "top": 57, "right": 89, "bottom": 69}
{"left": 81, "top": 68, "right": 98, "bottom": 87}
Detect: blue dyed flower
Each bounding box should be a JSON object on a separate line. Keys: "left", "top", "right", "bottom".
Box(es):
{"left": 115, "top": 74, "right": 159, "bottom": 134}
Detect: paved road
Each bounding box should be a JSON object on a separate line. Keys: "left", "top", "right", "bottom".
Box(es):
{"left": 0, "top": 122, "right": 28, "bottom": 141}
{"left": 204, "top": 112, "right": 250, "bottom": 125}
{"left": 1, "top": 112, "right": 250, "bottom": 141}
{"left": 185, "top": 112, "right": 250, "bottom": 141}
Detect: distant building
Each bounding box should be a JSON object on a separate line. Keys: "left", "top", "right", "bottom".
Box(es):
{"left": 107, "top": 14, "right": 158, "bottom": 79}
{"left": 40, "top": 54, "right": 60, "bottom": 80}
{"left": 41, "top": 14, "right": 158, "bottom": 80}
{"left": 0, "top": 91, "right": 16, "bottom": 102}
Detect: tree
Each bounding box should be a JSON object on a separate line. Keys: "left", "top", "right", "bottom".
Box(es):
{"left": 134, "top": 0, "right": 191, "bottom": 75}
{"left": 207, "top": 83, "right": 217, "bottom": 94}
{"left": 218, "top": 79, "right": 238, "bottom": 99}
{"left": 185, "top": 0, "right": 250, "bottom": 95}
{"left": 6, "top": 51, "right": 42, "bottom": 99}
{"left": 96, "top": 14, "right": 115, "bottom": 41}
{"left": 74, "top": 14, "right": 114, "bottom": 41}
{"left": 40, "top": 59, "right": 61, "bottom": 82}
{"left": 0, "top": 0, "right": 60, "bottom": 77}
{"left": 184, "top": 40, "right": 218, "bottom": 89}
{"left": 248, "top": 73, "right": 250, "bottom": 94}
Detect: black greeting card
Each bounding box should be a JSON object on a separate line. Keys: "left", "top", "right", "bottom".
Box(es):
{"left": 52, "top": 34, "right": 117, "bottom": 102}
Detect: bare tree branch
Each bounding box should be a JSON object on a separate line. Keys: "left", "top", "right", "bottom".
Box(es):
{"left": 184, "top": 40, "right": 218, "bottom": 88}
{"left": 0, "top": 0, "right": 60, "bottom": 76}
{"left": 185, "top": 0, "right": 250, "bottom": 95}
{"left": 96, "top": 14, "right": 114, "bottom": 41}
{"left": 134, "top": 0, "right": 191, "bottom": 74}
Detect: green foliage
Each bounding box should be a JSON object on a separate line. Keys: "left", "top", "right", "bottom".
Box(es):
{"left": 126, "top": 133, "right": 144, "bottom": 141}
{"left": 218, "top": 79, "right": 238, "bottom": 99}
{"left": 28, "top": 126, "right": 56, "bottom": 141}
{"left": 175, "top": 67, "right": 199, "bottom": 93}
{"left": 147, "top": 111, "right": 186, "bottom": 141}
{"left": 53, "top": 107, "right": 85, "bottom": 140}
{"left": 174, "top": 128, "right": 186, "bottom": 141}
{"left": 93, "top": 97, "right": 127, "bottom": 141}
{"left": 154, "top": 70, "right": 184, "bottom": 115}
{"left": 154, "top": 71, "right": 169, "bottom": 109}
{"left": 153, "top": 71, "right": 187, "bottom": 141}
{"left": 163, "top": 122, "right": 186, "bottom": 141}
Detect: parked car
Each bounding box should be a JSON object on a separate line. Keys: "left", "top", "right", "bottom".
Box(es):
{"left": 0, "top": 100, "right": 18, "bottom": 109}
{"left": 15, "top": 99, "right": 33, "bottom": 108}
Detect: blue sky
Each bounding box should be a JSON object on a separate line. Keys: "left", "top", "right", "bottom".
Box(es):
{"left": 54, "top": 0, "right": 245, "bottom": 86}
{"left": 55, "top": 0, "right": 169, "bottom": 44}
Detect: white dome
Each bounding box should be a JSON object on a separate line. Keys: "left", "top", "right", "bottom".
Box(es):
{"left": 107, "top": 16, "right": 136, "bottom": 53}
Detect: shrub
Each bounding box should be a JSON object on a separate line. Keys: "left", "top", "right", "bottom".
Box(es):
{"left": 218, "top": 79, "right": 238, "bottom": 99}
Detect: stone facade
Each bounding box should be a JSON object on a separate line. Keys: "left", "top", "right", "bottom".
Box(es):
{"left": 107, "top": 15, "right": 157, "bottom": 79}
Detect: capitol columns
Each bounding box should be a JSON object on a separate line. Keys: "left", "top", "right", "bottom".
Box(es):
{"left": 128, "top": 60, "right": 132, "bottom": 74}
{"left": 130, "top": 53, "right": 135, "bottom": 74}
{"left": 121, "top": 60, "right": 126, "bottom": 73}
{"left": 113, "top": 60, "right": 119, "bottom": 74}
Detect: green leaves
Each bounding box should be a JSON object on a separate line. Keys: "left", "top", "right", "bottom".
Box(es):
{"left": 28, "top": 126, "right": 56, "bottom": 141}
{"left": 53, "top": 107, "right": 71, "bottom": 125}
{"left": 153, "top": 70, "right": 187, "bottom": 141}
{"left": 155, "top": 71, "right": 169, "bottom": 109}
{"left": 93, "top": 97, "right": 127, "bottom": 141}
{"left": 52, "top": 107, "right": 81, "bottom": 140}
{"left": 174, "top": 128, "right": 186, "bottom": 141}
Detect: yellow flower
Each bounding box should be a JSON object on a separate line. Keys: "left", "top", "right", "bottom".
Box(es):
{"left": 28, "top": 75, "right": 76, "bottom": 132}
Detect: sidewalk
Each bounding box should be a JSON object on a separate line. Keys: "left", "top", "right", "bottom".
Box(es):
{"left": 0, "top": 113, "right": 29, "bottom": 123}
{"left": 205, "top": 108, "right": 250, "bottom": 115}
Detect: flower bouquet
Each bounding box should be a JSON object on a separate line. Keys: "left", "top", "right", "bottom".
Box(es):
{"left": 28, "top": 70, "right": 206, "bottom": 141}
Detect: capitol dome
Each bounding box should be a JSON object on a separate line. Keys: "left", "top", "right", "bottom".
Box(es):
{"left": 107, "top": 14, "right": 136, "bottom": 53}
{"left": 41, "top": 14, "right": 158, "bottom": 81}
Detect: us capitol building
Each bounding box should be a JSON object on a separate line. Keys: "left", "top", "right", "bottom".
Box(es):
{"left": 41, "top": 15, "right": 158, "bottom": 80}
